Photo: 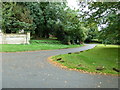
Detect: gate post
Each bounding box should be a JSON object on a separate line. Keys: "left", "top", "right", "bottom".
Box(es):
{"left": 26, "top": 31, "right": 30, "bottom": 44}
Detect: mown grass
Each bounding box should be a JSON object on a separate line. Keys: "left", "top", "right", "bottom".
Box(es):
{"left": 52, "top": 44, "right": 120, "bottom": 75}
{"left": 0, "top": 39, "right": 83, "bottom": 52}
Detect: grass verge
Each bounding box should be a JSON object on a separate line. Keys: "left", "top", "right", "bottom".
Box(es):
{"left": 0, "top": 40, "right": 83, "bottom": 52}
{"left": 52, "top": 44, "right": 120, "bottom": 75}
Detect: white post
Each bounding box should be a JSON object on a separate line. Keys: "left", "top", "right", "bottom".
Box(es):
{"left": 26, "top": 31, "right": 30, "bottom": 44}
{"left": 0, "top": 29, "right": 2, "bottom": 44}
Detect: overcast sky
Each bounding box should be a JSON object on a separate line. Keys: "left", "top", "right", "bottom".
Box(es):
{"left": 67, "top": 0, "right": 79, "bottom": 9}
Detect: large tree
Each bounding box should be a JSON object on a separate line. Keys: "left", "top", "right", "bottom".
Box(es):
{"left": 2, "top": 2, "right": 33, "bottom": 33}
{"left": 24, "top": 2, "right": 66, "bottom": 39}
{"left": 83, "top": 2, "right": 120, "bottom": 44}
{"left": 54, "top": 7, "right": 88, "bottom": 44}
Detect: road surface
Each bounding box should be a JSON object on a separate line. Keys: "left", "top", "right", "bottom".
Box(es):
{"left": 1, "top": 44, "right": 119, "bottom": 88}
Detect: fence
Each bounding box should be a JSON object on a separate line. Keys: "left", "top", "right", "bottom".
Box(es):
{"left": 0, "top": 30, "right": 30, "bottom": 44}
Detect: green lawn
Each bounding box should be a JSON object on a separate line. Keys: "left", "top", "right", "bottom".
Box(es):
{"left": 52, "top": 44, "right": 120, "bottom": 75}
{"left": 0, "top": 40, "right": 83, "bottom": 52}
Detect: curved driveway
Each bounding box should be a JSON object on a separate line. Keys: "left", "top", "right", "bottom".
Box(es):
{"left": 2, "top": 44, "right": 119, "bottom": 88}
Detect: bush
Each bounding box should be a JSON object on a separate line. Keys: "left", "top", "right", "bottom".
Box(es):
{"left": 30, "top": 40, "right": 62, "bottom": 44}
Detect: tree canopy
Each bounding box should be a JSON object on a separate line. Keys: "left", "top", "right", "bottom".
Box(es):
{"left": 82, "top": 2, "right": 119, "bottom": 44}
{"left": 1, "top": 1, "right": 119, "bottom": 45}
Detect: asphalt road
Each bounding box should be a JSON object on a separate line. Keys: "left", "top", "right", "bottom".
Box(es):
{"left": 1, "top": 44, "right": 119, "bottom": 88}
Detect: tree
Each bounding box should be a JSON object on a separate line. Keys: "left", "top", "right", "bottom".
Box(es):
{"left": 2, "top": 2, "right": 33, "bottom": 33}
{"left": 54, "top": 7, "right": 88, "bottom": 44}
{"left": 84, "top": 2, "right": 119, "bottom": 44}
{"left": 24, "top": 2, "right": 66, "bottom": 39}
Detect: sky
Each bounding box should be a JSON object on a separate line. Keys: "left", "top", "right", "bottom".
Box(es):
{"left": 67, "top": 0, "right": 89, "bottom": 12}
{"left": 67, "top": 0, "right": 79, "bottom": 10}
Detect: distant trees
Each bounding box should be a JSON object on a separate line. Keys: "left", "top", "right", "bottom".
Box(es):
{"left": 2, "top": 2, "right": 88, "bottom": 44}
{"left": 85, "top": 26, "right": 98, "bottom": 43}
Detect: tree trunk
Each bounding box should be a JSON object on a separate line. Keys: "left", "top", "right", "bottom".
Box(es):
{"left": 45, "top": 30, "right": 49, "bottom": 38}
{"left": 42, "top": 10, "right": 49, "bottom": 38}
